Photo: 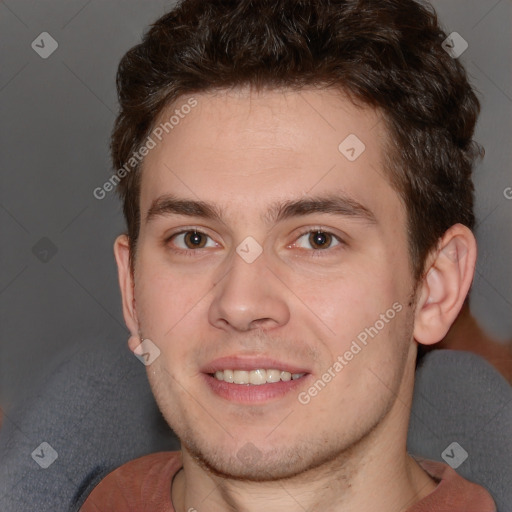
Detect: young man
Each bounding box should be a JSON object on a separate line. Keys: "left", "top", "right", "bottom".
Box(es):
{"left": 81, "top": 0, "right": 497, "bottom": 510}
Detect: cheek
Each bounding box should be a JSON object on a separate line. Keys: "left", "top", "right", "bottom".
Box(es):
{"left": 133, "top": 257, "right": 214, "bottom": 341}
{"left": 290, "top": 266, "right": 399, "bottom": 336}
{"left": 296, "top": 274, "right": 411, "bottom": 382}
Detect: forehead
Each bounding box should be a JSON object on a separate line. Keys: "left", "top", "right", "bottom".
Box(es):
{"left": 139, "top": 87, "right": 402, "bottom": 227}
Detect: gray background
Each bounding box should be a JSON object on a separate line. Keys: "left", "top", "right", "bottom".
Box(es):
{"left": 1, "top": 0, "right": 511, "bottom": 417}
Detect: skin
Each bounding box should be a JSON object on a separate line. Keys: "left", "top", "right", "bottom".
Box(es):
{"left": 114, "top": 87, "right": 477, "bottom": 512}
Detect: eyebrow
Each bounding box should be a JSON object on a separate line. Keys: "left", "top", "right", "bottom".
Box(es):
{"left": 145, "top": 192, "right": 377, "bottom": 226}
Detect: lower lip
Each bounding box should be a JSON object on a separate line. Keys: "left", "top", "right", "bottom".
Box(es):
{"left": 202, "top": 373, "right": 310, "bottom": 403}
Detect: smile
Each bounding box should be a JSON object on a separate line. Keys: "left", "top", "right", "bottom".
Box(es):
{"left": 211, "top": 369, "right": 306, "bottom": 385}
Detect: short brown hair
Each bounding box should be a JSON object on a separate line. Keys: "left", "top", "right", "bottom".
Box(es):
{"left": 111, "top": 0, "right": 483, "bottom": 279}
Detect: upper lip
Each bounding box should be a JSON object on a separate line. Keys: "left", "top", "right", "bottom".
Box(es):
{"left": 202, "top": 355, "right": 311, "bottom": 375}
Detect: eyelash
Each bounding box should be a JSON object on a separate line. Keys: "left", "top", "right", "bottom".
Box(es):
{"left": 165, "top": 226, "right": 345, "bottom": 258}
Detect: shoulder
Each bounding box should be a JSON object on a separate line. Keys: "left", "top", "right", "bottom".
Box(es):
{"left": 411, "top": 458, "right": 496, "bottom": 512}
{"left": 79, "top": 451, "right": 182, "bottom": 512}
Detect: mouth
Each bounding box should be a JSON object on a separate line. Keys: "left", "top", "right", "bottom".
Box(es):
{"left": 201, "top": 356, "right": 311, "bottom": 403}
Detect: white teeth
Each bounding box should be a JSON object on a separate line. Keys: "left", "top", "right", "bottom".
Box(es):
{"left": 249, "top": 369, "right": 267, "bottom": 385}
{"left": 233, "top": 370, "right": 249, "bottom": 384}
{"left": 266, "top": 369, "right": 281, "bottom": 382}
{"left": 212, "top": 368, "right": 305, "bottom": 384}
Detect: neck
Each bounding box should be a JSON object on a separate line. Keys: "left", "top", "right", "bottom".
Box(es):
{"left": 173, "top": 450, "right": 435, "bottom": 512}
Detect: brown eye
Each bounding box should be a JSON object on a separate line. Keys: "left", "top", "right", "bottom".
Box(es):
{"left": 308, "top": 231, "right": 333, "bottom": 249}
{"left": 183, "top": 230, "right": 207, "bottom": 249}
{"left": 167, "top": 229, "right": 218, "bottom": 255}
{"left": 292, "top": 229, "right": 343, "bottom": 254}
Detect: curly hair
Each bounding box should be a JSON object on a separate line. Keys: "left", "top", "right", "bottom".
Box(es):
{"left": 111, "top": 0, "right": 483, "bottom": 279}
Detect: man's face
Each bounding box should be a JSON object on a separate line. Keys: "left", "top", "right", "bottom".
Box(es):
{"left": 130, "top": 87, "right": 418, "bottom": 480}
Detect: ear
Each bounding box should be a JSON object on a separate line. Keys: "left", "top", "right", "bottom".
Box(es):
{"left": 413, "top": 224, "right": 477, "bottom": 346}
{"left": 113, "top": 234, "right": 140, "bottom": 352}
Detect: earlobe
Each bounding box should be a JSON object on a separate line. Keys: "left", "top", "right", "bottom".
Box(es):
{"left": 113, "top": 234, "right": 140, "bottom": 338}
{"left": 127, "top": 334, "right": 141, "bottom": 353}
{"left": 413, "top": 224, "right": 477, "bottom": 346}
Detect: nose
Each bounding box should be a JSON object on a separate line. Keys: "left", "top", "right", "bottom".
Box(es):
{"left": 208, "top": 245, "right": 290, "bottom": 333}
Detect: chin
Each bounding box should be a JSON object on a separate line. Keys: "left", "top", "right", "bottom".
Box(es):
{"left": 181, "top": 432, "right": 350, "bottom": 482}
